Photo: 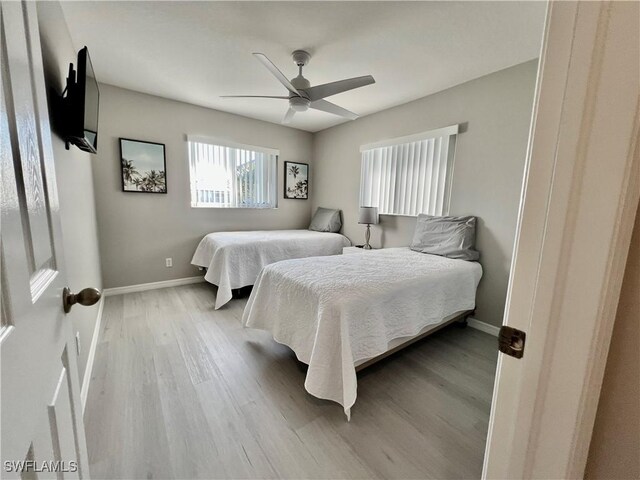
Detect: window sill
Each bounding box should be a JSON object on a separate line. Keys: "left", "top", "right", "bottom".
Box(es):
{"left": 378, "top": 212, "right": 419, "bottom": 218}
{"left": 191, "top": 205, "right": 279, "bottom": 210}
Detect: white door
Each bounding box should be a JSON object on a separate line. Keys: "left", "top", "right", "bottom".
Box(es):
{"left": 484, "top": 1, "right": 639, "bottom": 478}
{"left": 1, "top": 2, "right": 93, "bottom": 478}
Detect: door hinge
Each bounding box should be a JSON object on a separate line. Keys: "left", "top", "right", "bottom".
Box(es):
{"left": 498, "top": 326, "right": 526, "bottom": 359}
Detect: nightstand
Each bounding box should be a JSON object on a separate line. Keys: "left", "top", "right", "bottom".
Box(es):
{"left": 343, "top": 246, "right": 377, "bottom": 254}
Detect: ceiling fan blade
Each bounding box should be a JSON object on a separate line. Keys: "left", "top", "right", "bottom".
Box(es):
{"left": 304, "top": 75, "right": 375, "bottom": 101}
{"left": 253, "top": 53, "right": 300, "bottom": 95}
{"left": 282, "top": 107, "right": 296, "bottom": 124}
{"left": 310, "top": 99, "right": 359, "bottom": 120}
{"left": 221, "top": 95, "right": 289, "bottom": 99}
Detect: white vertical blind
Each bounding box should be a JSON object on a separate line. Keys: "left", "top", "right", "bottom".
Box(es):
{"left": 187, "top": 137, "right": 278, "bottom": 208}
{"left": 359, "top": 125, "right": 458, "bottom": 216}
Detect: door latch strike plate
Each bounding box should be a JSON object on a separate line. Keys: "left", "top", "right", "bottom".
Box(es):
{"left": 498, "top": 326, "right": 526, "bottom": 359}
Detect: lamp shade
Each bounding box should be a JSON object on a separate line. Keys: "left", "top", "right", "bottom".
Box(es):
{"left": 358, "top": 206, "right": 379, "bottom": 225}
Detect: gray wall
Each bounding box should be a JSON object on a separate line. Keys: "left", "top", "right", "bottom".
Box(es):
{"left": 585, "top": 200, "right": 640, "bottom": 480}
{"left": 37, "top": 1, "right": 103, "bottom": 386}
{"left": 312, "top": 60, "right": 538, "bottom": 326}
{"left": 93, "top": 84, "right": 314, "bottom": 288}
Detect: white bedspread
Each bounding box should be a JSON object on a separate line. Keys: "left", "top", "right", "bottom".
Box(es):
{"left": 191, "top": 230, "right": 350, "bottom": 309}
{"left": 242, "top": 247, "right": 482, "bottom": 419}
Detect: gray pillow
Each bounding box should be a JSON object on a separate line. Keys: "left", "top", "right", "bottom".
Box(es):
{"left": 410, "top": 214, "right": 480, "bottom": 261}
{"left": 309, "top": 207, "right": 342, "bottom": 233}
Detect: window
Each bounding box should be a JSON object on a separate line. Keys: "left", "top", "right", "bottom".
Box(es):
{"left": 359, "top": 125, "right": 458, "bottom": 216}
{"left": 188, "top": 136, "right": 278, "bottom": 208}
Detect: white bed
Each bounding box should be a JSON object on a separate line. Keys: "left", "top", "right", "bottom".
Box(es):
{"left": 241, "top": 247, "right": 483, "bottom": 419}
{"left": 191, "top": 229, "right": 350, "bottom": 309}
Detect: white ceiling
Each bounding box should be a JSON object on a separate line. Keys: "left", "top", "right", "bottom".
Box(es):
{"left": 61, "top": 1, "right": 546, "bottom": 132}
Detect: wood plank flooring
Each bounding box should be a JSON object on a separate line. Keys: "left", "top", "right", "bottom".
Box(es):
{"left": 84, "top": 283, "right": 498, "bottom": 479}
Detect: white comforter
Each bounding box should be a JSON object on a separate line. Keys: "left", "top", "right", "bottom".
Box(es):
{"left": 242, "top": 247, "right": 482, "bottom": 419}
{"left": 191, "top": 230, "right": 350, "bottom": 309}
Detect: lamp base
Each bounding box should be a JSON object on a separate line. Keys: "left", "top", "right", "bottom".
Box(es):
{"left": 363, "top": 223, "right": 372, "bottom": 249}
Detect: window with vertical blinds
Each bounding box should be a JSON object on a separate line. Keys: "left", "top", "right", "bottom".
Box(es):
{"left": 359, "top": 125, "right": 458, "bottom": 217}
{"left": 187, "top": 136, "right": 278, "bottom": 208}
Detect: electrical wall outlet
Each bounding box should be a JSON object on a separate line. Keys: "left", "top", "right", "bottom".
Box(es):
{"left": 165, "top": 257, "right": 173, "bottom": 268}
{"left": 75, "top": 331, "right": 81, "bottom": 356}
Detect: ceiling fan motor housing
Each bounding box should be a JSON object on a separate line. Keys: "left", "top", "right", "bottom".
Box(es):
{"left": 291, "top": 75, "right": 311, "bottom": 91}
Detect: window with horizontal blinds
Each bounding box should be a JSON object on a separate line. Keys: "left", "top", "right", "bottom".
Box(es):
{"left": 359, "top": 125, "right": 458, "bottom": 216}
{"left": 187, "top": 136, "right": 278, "bottom": 208}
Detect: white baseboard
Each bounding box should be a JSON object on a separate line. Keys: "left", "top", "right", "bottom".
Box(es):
{"left": 467, "top": 317, "right": 500, "bottom": 337}
{"left": 102, "top": 276, "right": 205, "bottom": 297}
{"left": 81, "top": 295, "right": 104, "bottom": 414}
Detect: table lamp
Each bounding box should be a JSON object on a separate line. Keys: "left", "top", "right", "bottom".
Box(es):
{"left": 358, "top": 206, "right": 379, "bottom": 249}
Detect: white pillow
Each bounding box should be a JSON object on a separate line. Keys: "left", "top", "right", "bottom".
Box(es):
{"left": 309, "top": 207, "right": 342, "bottom": 233}
{"left": 410, "top": 214, "right": 480, "bottom": 261}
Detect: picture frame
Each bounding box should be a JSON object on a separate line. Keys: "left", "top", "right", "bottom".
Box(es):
{"left": 119, "top": 137, "right": 167, "bottom": 194}
{"left": 284, "top": 161, "right": 308, "bottom": 199}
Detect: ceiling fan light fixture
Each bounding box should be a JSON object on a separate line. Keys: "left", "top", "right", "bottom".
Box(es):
{"left": 289, "top": 96, "right": 310, "bottom": 112}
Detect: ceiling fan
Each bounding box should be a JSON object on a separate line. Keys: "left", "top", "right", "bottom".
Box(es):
{"left": 222, "top": 50, "right": 375, "bottom": 124}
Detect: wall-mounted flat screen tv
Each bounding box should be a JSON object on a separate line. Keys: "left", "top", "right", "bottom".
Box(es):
{"left": 64, "top": 46, "right": 99, "bottom": 153}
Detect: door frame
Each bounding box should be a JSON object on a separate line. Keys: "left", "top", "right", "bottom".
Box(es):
{"left": 483, "top": 1, "right": 639, "bottom": 478}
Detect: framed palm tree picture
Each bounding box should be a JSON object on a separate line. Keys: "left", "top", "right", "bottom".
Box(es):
{"left": 119, "top": 138, "right": 167, "bottom": 193}
{"left": 284, "top": 161, "right": 308, "bottom": 199}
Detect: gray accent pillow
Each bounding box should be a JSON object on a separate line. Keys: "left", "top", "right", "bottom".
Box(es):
{"left": 309, "top": 207, "right": 342, "bottom": 233}
{"left": 410, "top": 214, "right": 480, "bottom": 261}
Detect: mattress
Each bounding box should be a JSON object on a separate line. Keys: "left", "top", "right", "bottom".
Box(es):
{"left": 191, "top": 229, "right": 350, "bottom": 309}
{"left": 242, "top": 247, "right": 483, "bottom": 419}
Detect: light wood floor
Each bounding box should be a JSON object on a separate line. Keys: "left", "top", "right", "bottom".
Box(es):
{"left": 84, "top": 283, "right": 498, "bottom": 479}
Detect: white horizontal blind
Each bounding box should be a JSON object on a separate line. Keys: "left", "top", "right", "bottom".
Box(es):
{"left": 359, "top": 125, "right": 458, "bottom": 216}
{"left": 188, "top": 137, "right": 278, "bottom": 208}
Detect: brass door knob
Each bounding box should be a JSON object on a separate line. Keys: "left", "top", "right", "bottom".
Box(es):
{"left": 63, "top": 287, "right": 101, "bottom": 313}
